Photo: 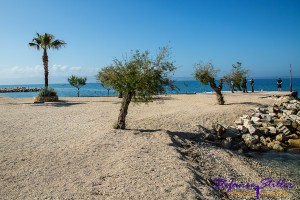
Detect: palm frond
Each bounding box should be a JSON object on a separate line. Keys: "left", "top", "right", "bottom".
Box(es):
{"left": 29, "top": 32, "right": 66, "bottom": 50}
{"left": 50, "top": 40, "right": 66, "bottom": 49}
{"left": 29, "top": 33, "right": 42, "bottom": 50}
{"left": 32, "top": 37, "right": 40, "bottom": 43}
{"left": 28, "top": 42, "right": 40, "bottom": 50}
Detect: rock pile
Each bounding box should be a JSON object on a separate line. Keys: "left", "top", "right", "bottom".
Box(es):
{"left": 0, "top": 87, "right": 40, "bottom": 93}
{"left": 203, "top": 95, "right": 300, "bottom": 152}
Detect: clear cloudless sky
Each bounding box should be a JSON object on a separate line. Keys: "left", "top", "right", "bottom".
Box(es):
{"left": 0, "top": 0, "right": 299, "bottom": 84}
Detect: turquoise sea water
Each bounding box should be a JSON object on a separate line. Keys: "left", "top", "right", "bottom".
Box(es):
{"left": 0, "top": 78, "right": 299, "bottom": 98}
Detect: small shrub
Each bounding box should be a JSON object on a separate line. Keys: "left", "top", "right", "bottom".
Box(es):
{"left": 38, "top": 87, "right": 57, "bottom": 97}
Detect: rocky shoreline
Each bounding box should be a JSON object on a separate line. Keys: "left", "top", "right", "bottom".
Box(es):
{"left": 0, "top": 87, "right": 40, "bottom": 93}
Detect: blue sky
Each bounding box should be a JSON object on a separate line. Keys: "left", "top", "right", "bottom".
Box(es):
{"left": 0, "top": 0, "right": 299, "bottom": 84}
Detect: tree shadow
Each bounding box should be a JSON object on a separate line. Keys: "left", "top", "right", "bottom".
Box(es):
{"left": 1, "top": 99, "right": 119, "bottom": 106}
{"left": 166, "top": 129, "right": 230, "bottom": 199}
{"left": 31, "top": 100, "right": 86, "bottom": 107}
{"left": 79, "top": 100, "right": 119, "bottom": 103}
{"left": 136, "top": 129, "right": 162, "bottom": 133}
{"left": 0, "top": 102, "right": 33, "bottom": 106}
{"left": 130, "top": 127, "right": 229, "bottom": 198}
{"left": 225, "top": 102, "right": 267, "bottom": 107}
{"left": 153, "top": 96, "right": 175, "bottom": 101}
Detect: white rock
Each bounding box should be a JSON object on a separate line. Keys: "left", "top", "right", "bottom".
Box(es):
{"left": 234, "top": 118, "right": 243, "bottom": 125}
{"left": 242, "top": 134, "right": 259, "bottom": 145}
{"left": 268, "top": 127, "right": 277, "bottom": 134}
{"left": 283, "top": 110, "right": 293, "bottom": 116}
{"left": 276, "top": 122, "right": 291, "bottom": 135}
{"left": 243, "top": 119, "right": 253, "bottom": 129}
{"left": 242, "top": 115, "right": 250, "bottom": 120}
{"left": 248, "top": 125, "right": 258, "bottom": 135}
{"left": 251, "top": 117, "right": 261, "bottom": 123}
{"left": 289, "top": 115, "right": 300, "bottom": 121}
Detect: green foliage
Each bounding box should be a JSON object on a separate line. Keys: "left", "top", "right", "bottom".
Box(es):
{"left": 194, "top": 62, "right": 225, "bottom": 105}
{"left": 38, "top": 87, "right": 57, "bottom": 97}
{"left": 96, "top": 47, "right": 176, "bottom": 103}
{"left": 68, "top": 75, "right": 87, "bottom": 89}
{"left": 223, "top": 62, "right": 249, "bottom": 90}
{"left": 68, "top": 75, "right": 87, "bottom": 97}
{"left": 194, "top": 62, "right": 219, "bottom": 85}
{"left": 101, "top": 83, "right": 112, "bottom": 96}
{"left": 29, "top": 33, "right": 66, "bottom": 51}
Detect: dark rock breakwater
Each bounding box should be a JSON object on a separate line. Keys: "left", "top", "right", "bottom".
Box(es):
{"left": 0, "top": 87, "right": 40, "bottom": 93}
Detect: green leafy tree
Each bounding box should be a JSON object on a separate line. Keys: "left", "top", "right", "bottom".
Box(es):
{"left": 194, "top": 62, "right": 225, "bottom": 105}
{"left": 224, "top": 62, "right": 249, "bottom": 91}
{"left": 29, "top": 33, "right": 66, "bottom": 88}
{"left": 97, "top": 47, "right": 176, "bottom": 129}
{"left": 96, "top": 66, "right": 123, "bottom": 98}
{"left": 68, "top": 75, "right": 87, "bottom": 97}
{"left": 101, "top": 83, "right": 112, "bottom": 96}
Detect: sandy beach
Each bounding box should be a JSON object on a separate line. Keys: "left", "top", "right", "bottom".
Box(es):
{"left": 0, "top": 92, "right": 299, "bottom": 199}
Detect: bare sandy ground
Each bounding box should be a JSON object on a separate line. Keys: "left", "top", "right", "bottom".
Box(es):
{"left": 0, "top": 92, "right": 298, "bottom": 199}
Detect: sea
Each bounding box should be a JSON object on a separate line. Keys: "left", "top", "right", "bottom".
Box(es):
{"left": 0, "top": 78, "right": 299, "bottom": 98}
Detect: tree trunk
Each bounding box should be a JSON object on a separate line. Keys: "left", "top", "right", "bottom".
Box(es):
{"left": 215, "top": 89, "right": 225, "bottom": 105}
{"left": 42, "top": 49, "right": 49, "bottom": 88}
{"left": 77, "top": 88, "right": 80, "bottom": 97}
{"left": 118, "top": 91, "right": 123, "bottom": 98}
{"left": 210, "top": 79, "right": 225, "bottom": 105}
{"left": 116, "top": 92, "right": 133, "bottom": 129}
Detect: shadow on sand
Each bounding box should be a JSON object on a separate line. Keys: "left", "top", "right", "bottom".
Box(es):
{"left": 32, "top": 100, "right": 86, "bottom": 107}
{"left": 225, "top": 101, "right": 267, "bottom": 107}
{"left": 133, "top": 127, "right": 229, "bottom": 199}
{"left": 167, "top": 130, "right": 230, "bottom": 199}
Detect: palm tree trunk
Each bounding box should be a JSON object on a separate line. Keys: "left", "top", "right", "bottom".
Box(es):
{"left": 77, "top": 88, "right": 80, "bottom": 97}
{"left": 116, "top": 92, "right": 133, "bottom": 129}
{"left": 43, "top": 49, "right": 49, "bottom": 88}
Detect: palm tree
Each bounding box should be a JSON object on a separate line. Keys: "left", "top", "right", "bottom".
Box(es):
{"left": 29, "top": 33, "right": 66, "bottom": 88}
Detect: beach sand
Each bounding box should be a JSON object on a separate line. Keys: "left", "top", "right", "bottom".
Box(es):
{"left": 0, "top": 92, "right": 298, "bottom": 199}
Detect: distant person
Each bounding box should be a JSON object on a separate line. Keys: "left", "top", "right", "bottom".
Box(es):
{"left": 250, "top": 78, "right": 254, "bottom": 92}
{"left": 230, "top": 80, "right": 234, "bottom": 93}
{"left": 241, "top": 78, "right": 248, "bottom": 93}
{"left": 277, "top": 78, "right": 282, "bottom": 91}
